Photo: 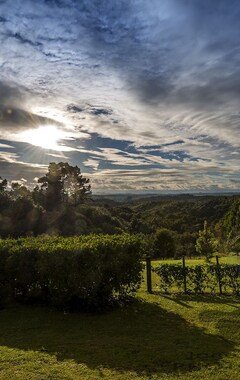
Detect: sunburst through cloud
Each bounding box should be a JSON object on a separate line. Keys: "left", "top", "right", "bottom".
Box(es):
{"left": 18, "top": 125, "right": 74, "bottom": 151}
{"left": 0, "top": 0, "right": 240, "bottom": 192}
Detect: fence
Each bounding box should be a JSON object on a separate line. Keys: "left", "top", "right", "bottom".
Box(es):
{"left": 145, "top": 256, "right": 240, "bottom": 295}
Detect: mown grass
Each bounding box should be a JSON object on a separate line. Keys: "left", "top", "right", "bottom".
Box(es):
{"left": 0, "top": 287, "right": 239, "bottom": 379}
{"left": 150, "top": 255, "right": 240, "bottom": 267}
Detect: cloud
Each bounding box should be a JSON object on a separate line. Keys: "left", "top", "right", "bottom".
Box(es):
{"left": 0, "top": 0, "right": 240, "bottom": 191}
{"left": 83, "top": 158, "right": 100, "bottom": 171}
{"left": 67, "top": 104, "right": 84, "bottom": 113}
{"left": 0, "top": 81, "right": 27, "bottom": 106}
{"left": 0, "top": 150, "right": 47, "bottom": 183}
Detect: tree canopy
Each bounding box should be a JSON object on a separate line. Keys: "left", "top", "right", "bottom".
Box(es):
{"left": 35, "top": 162, "right": 91, "bottom": 209}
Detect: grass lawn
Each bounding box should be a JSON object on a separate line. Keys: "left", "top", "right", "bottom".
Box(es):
{"left": 150, "top": 255, "right": 240, "bottom": 267}
{"left": 0, "top": 289, "right": 239, "bottom": 380}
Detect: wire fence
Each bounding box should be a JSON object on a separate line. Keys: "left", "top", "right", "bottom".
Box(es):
{"left": 145, "top": 256, "right": 240, "bottom": 295}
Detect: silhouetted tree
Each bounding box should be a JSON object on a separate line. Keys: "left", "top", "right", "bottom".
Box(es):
{"left": 0, "top": 177, "right": 7, "bottom": 192}
{"left": 11, "top": 181, "right": 31, "bottom": 199}
{"left": 37, "top": 162, "right": 91, "bottom": 210}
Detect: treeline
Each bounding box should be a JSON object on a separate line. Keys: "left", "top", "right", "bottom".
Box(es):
{"left": 0, "top": 162, "right": 240, "bottom": 257}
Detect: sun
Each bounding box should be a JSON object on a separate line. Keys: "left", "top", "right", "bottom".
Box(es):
{"left": 19, "top": 125, "right": 70, "bottom": 151}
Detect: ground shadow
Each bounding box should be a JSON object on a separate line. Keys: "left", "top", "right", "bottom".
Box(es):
{"left": 0, "top": 299, "right": 235, "bottom": 375}
{"left": 199, "top": 308, "right": 240, "bottom": 343}
{"left": 163, "top": 293, "right": 240, "bottom": 308}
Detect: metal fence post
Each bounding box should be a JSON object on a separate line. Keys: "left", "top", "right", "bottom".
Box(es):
{"left": 146, "top": 256, "right": 152, "bottom": 294}
{"left": 216, "top": 255, "right": 222, "bottom": 295}
{"left": 182, "top": 255, "right": 187, "bottom": 294}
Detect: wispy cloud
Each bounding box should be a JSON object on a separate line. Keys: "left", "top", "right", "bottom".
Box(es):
{"left": 0, "top": 0, "right": 239, "bottom": 191}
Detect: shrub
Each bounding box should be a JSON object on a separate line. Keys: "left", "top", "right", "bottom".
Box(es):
{"left": 153, "top": 263, "right": 240, "bottom": 295}
{"left": 0, "top": 234, "right": 143, "bottom": 310}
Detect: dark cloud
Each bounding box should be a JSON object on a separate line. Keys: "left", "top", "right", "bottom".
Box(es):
{"left": 0, "top": 104, "right": 61, "bottom": 129}
{"left": 89, "top": 107, "right": 112, "bottom": 116}
{"left": 72, "top": 0, "right": 240, "bottom": 107}
{"left": 67, "top": 104, "right": 84, "bottom": 113}
{"left": 67, "top": 104, "right": 113, "bottom": 117}
{"left": 0, "top": 81, "right": 27, "bottom": 107}
{"left": 5, "top": 31, "right": 43, "bottom": 48}
{"left": 2, "top": 0, "right": 240, "bottom": 108}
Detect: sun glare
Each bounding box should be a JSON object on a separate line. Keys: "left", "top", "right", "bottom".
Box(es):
{"left": 19, "top": 125, "right": 70, "bottom": 151}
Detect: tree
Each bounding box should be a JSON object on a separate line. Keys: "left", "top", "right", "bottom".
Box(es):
{"left": 61, "top": 163, "right": 91, "bottom": 206}
{"left": 223, "top": 200, "right": 240, "bottom": 254}
{"left": 37, "top": 162, "right": 91, "bottom": 210}
{"left": 11, "top": 182, "right": 31, "bottom": 199}
{"left": 195, "top": 221, "right": 218, "bottom": 261}
{"left": 151, "top": 228, "right": 176, "bottom": 259}
{"left": 175, "top": 231, "right": 197, "bottom": 258}
{"left": 0, "top": 177, "right": 7, "bottom": 192}
{"left": 228, "top": 235, "right": 240, "bottom": 256}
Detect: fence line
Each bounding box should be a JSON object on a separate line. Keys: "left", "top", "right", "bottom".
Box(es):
{"left": 146, "top": 255, "right": 240, "bottom": 295}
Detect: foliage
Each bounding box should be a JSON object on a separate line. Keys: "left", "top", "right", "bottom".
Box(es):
{"left": 153, "top": 262, "right": 240, "bottom": 295}
{"left": 227, "top": 235, "right": 240, "bottom": 256}
{"left": 0, "top": 166, "right": 239, "bottom": 253}
{"left": 223, "top": 200, "right": 240, "bottom": 254}
{"left": 0, "top": 176, "right": 7, "bottom": 192}
{"left": 152, "top": 264, "right": 185, "bottom": 292}
{"left": 195, "top": 221, "right": 219, "bottom": 261}
{"left": 0, "top": 235, "right": 143, "bottom": 309}
{"left": 175, "top": 231, "right": 197, "bottom": 257}
{"left": 129, "top": 196, "right": 234, "bottom": 234}
{"left": 36, "top": 162, "right": 91, "bottom": 210}
{"left": 0, "top": 193, "right": 43, "bottom": 238}
{"left": 150, "top": 228, "right": 176, "bottom": 258}
{"left": 223, "top": 199, "right": 240, "bottom": 236}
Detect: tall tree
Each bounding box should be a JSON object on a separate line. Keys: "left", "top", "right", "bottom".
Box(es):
{"left": 37, "top": 162, "right": 91, "bottom": 210}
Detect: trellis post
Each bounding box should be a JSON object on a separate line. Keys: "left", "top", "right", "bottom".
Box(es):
{"left": 146, "top": 256, "right": 152, "bottom": 294}
{"left": 182, "top": 255, "right": 187, "bottom": 294}
{"left": 216, "top": 255, "right": 222, "bottom": 295}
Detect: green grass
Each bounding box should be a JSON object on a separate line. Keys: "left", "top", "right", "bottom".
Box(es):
{"left": 0, "top": 289, "right": 239, "bottom": 379}
{"left": 150, "top": 255, "right": 240, "bottom": 266}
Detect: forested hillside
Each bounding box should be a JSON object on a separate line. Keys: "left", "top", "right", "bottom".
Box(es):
{"left": 1, "top": 163, "right": 240, "bottom": 257}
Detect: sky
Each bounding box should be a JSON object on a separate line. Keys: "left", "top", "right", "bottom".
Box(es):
{"left": 0, "top": 0, "right": 240, "bottom": 193}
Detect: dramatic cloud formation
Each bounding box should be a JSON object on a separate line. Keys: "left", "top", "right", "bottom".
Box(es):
{"left": 0, "top": 0, "right": 240, "bottom": 191}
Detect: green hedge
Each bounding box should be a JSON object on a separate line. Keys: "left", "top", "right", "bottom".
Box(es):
{"left": 153, "top": 263, "right": 240, "bottom": 295}
{"left": 0, "top": 235, "right": 143, "bottom": 309}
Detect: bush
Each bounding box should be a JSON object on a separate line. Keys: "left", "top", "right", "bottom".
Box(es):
{"left": 153, "top": 263, "right": 240, "bottom": 295}
{"left": 0, "top": 235, "right": 143, "bottom": 310}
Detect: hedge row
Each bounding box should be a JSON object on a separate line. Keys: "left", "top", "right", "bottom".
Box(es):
{"left": 153, "top": 264, "right": 240, "bottom": 295}
{"left": 0, "top": 235, "right": 143, "bottom": 309}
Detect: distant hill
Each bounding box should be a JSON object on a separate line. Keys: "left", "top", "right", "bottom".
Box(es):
{"left": 92, "top": 193, "right": 240, "bottom": 235}
{"left": 93, "top": 192, "right": 240, "bottom": 204}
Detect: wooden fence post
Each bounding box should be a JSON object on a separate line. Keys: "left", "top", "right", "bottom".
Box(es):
{"left": 216, "top": 255, "right": 222, "bottom": 295}
{"left": 182, "top": 255, "right": 187, "bottom": 294}
{"left": 146, "top": 256, "right": 152, "bottom": 294}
